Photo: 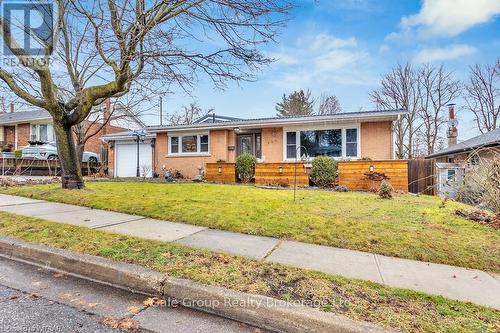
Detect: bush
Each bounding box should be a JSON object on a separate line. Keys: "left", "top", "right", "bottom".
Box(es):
{"left": 14, "top": 150, "right": 22, "bottom": 158}
{"left": 236, "top": 153, "right": 256, "bottom": 183}
{"left": 310, "top": 156, "right": 338, "bottom": 187}
{"left": 378, "top": 180, "right": 393, "bottom": 199}
{"left": 457, "top": 153, "right": 500, "bottom": 214}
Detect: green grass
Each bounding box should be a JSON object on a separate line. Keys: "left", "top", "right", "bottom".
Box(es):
{"left": 0, "top": 212, "right": 498, "bottom": 333}
{"left": 2, "top": 181, "right": 499, "bottom": 272}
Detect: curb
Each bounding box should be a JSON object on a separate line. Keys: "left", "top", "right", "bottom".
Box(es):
{"left": 0, "top": 236, "right": 397, "bottom": 333}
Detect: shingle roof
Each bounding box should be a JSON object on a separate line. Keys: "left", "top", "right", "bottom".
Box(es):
{"left": 148, "top": 109, "right": 408, "bottom": 132}
{"left": 0, "top": 110, "right": 51, "bottom": 125}
{"left": 426, "top": 127, "right": 500, "bottom": 158}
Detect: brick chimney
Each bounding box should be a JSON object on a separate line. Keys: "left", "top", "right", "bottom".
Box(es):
{"left": 446, "top": 104, "right": 458, "bottom": 147}
{"left": 9, "top": 102, "right": 14, "bottom": 113}
{"left": 103, "top": 98, "right": 112, "bottom": 136}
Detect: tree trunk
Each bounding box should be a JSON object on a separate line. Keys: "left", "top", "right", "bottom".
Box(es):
{"left": 53, "top": 122, "right": 85, "bottom": 189}
{"left": 76, "top": 142, "right": 84, "bottom": 169}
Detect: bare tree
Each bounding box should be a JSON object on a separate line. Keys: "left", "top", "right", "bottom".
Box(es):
{"left": 317, "top": 93, "right": 342, "bottom": 115}
{"left": 464, "top": 60, "right": 500, "bottom": 133}
{"left": 457, "top": 148, "right": 500, "bottom": 216}
{"left": 0, "top": 0, "right": 290, "bottom": 188}
{"left": 168, "top": 101, "right": 213, "bottom": 125}
{"left": 276, "top": 89, "right": 315, "bottom": 117}
{"left": 417, "top": 64, "right": 461, "bottom": 155}
{"left": 370, "top": 63, "right": 421, "bottom": 158}
{"left": 72, "top": 97, "right": 145, "bottom": 166}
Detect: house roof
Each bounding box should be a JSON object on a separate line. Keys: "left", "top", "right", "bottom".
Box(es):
{"left": 193, "top": 113, "right": 244, "bottom": 124}
{"left": 0, "top": 110, "right": 51, "bottom": 125}
{"left": 0, "top": 104, "right": 145, "bottom": 128}
{"left": 148, "top": 109, "right": 408, "bottom": 132}
{"left": 426, "top": 127, "right": 500, "bottom": 159}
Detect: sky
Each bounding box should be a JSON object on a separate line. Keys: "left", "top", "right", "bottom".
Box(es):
{"left": 155, "top": 0, "right": 500, "bottom": 140}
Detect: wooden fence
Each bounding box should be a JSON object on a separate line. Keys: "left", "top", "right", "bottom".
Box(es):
{"left": 207, "top": 160, "right": 416, "bottom": 192}
{"left": 206, "top": 163, "right": 236, "bottom": 183}
{"left": 0, "top": 158, "right": 100, "bottom": 176}
{"left": 408, "top": 159, "right": 435, "bottom": 195}
{"left": 255, "top": 163, "right": 309, "bottom": 187}
{"left": 338, "top": 160, "right": 408, "bottom": 192}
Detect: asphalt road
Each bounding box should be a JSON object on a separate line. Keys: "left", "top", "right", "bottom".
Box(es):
{"left": 0, "top": 256, "right": 263, "bottom": 333}
{"left": 0, "top": 284, "right": 114, "bottom": 333}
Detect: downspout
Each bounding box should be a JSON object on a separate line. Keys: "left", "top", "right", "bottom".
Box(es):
{"left": 392, "top": 116, "right": 399, "bottom": 160}
{"left": 152, "top": 138, "right": 156, "bottom": 177}
{"left": 14, "top": 124, "right": 18, "bottom": 150}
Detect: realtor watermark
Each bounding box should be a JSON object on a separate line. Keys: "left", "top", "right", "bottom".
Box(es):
{"left": 153, "top": 296, "right": 349, "bottom": 310}
{"left": 1, "top": 1, "right": 54, "bottom": 67}
{"left": 0, "top": 322, "right": 63, "bottom": 333}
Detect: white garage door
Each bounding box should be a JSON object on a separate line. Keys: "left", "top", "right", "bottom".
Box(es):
{"left": 115, "top": 142, "right": 153, "bottom": 178}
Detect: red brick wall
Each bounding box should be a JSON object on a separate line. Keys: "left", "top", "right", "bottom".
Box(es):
{"left": 83, "top": 122, "right": 127, "bottom": 153}
{"left": 17, "top": 123, "right": 30, "bottom": 148}
{"left": 155, "top": 129, "right": 232, "bottom": 178}
{"left": 108, "top": 144, "right": 115, "bottom": 177}
{"left": 3, "top": 126, "right": 15, "bottom": 148}
{"left": 261, "top": 127, "right": 283, "bottom": 162}
{"left": 360, "top": 121, "right": 393, "bottom": 160}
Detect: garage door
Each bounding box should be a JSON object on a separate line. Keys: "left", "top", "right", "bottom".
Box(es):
{"left": 115, "top": 142, "right": 153, "bottom": 178}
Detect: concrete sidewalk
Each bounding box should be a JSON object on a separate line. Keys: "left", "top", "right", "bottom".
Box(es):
{"left": 1, "top": 193, "right": 499, "bottom": 310}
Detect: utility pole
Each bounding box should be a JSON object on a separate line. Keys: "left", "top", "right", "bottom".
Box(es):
{"left": 159, "top": 96, "right": 163, "bottom": 126}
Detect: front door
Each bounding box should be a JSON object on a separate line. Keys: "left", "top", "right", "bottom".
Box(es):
{"left": 237, "top": 135, "right": 253, "bottom": 156}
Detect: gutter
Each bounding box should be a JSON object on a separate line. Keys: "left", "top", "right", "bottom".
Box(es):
{"left": 0, "top": 117, "right": 53, "bottom": 126}
{"left": 148, "top": 114, "right": 405, "bottom": 133}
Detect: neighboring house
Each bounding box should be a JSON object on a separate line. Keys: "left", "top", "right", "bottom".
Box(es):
{"left": 103, "top": 109, "right": 407, "bottom": 178}
{"left": 426, "top": 105, "right": 500, "bottom": 197}
{"left": 426, "top": 127, "right": 500, "bottom": 164}
{"left": 0, "top": 102, "right": 144, "bottom": 158}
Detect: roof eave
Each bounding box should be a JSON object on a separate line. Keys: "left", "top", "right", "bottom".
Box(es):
{"left": 426, "top": 142, "right": 500, "bottom": 159}
{"left": 0, "top": 116, "right": 52, "bottom": 125}
{"left": 148, "top": 113, "right": 404, "bottom": 133}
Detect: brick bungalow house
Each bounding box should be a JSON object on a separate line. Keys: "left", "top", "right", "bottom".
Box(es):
{"left": 103, "top": 109, "right": 408, "bottom": 179}
{"left": 425, "top": 105, "right": 500, "bottom": 197}
{"left": 0, "top": 102, "right": 144, "bottom": 157}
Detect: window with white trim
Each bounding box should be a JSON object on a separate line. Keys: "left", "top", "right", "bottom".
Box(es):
{"left": 169, "top": 134, "right": 209, "bottom": 155}
{"left": 286, "top": 132, "right": 296, "bottom": 159}
{"left": 285, "top": 127, "right": 358, "bottom": 159}
{"left": 30, "top": 124, "right": 54, "bottom": 142}
{"left": 200, "top": 135, "right": 209, "bottom": 152}
{"left": 170, "top": 137, "right": 179, "bottom": 153}
{"left": 345, "top": 128, "right": 358, "bottom": 157}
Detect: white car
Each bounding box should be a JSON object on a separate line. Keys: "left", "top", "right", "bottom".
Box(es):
{"left": 22, "top": 142, "right": 100, "bottom": 163}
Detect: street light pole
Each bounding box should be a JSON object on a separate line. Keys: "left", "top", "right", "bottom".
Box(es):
{"left": 136, "top": 134, "right": 140, "bottom": 177}
{"left": 294, "top": 145, "right": 309, "bottom": 202}
{"left": 133, "top": 130, "right": 147, "bottom": 178}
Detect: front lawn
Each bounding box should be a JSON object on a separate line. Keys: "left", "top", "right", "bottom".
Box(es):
{"left": 0, "top": 212, "right": 498, "bottom": 333}
{"left": 2, "top": 181, "right": 499, "bottom": 272}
